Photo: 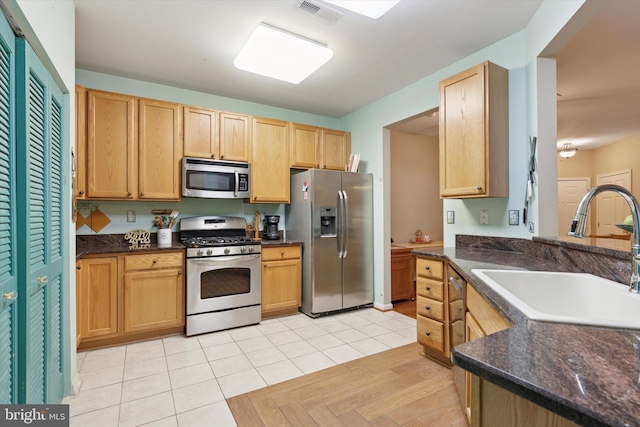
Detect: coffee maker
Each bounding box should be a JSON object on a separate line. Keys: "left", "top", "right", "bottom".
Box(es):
{"left": 263, "top": 215, "right": 281, "bottom": 240}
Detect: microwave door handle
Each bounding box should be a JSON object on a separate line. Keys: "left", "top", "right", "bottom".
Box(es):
{"left": 234, "top": 170, "right": 239, "bottom": 197}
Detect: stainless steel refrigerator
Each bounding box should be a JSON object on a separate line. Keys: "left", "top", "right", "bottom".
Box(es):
{"left": 286, "top": 169, "right": 373, "bottom": 317}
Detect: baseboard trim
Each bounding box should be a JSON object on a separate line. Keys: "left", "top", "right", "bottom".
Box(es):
{"left": 374, "top": 302, "right": 393, "bottom": 311}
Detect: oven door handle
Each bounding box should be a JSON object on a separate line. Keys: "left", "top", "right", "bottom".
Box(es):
{"left": 188, "top": 254, "right": 261, "bottom": 263}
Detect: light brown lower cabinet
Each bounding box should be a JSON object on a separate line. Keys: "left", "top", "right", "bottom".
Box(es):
{"left": 261, "top": 245, "right": 302, "bottom": 319}
{"left": 76, "top": 250, "right": 185, "bottom": 350}
{"left": 465, "top": 284, "right": 578, "bottom": 427}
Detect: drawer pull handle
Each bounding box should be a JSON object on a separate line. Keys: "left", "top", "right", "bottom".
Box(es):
{"left": 281, "top": 251, "right": 285, "bottom": 256}
{"left": 425, "top": 331, "right": 431, "bottom": 336}
{"left": 425, "top": 306, "right": 430, "bottom": 311}
{"left": 152, "top": 259, "right": 158, "bottom": 264}
{"left": 425, "top": 266, "right": 430, "bottom": 270}
{"left": 425, "top": 286, "right": 431, "bottom": 291}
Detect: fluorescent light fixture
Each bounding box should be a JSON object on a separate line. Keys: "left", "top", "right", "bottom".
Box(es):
{"left": 324, "top": 1, "right": 401, "bottom": 19}
{"left": 234, "top": 23, "right": 333, "bottom": 84}
{"left": 558, "top": 142, "right": 578, "bottom": 158}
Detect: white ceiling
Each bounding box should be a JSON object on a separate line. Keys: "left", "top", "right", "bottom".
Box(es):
{"left": 387, "top": 1, "right": 640, "bottom": 150}
{"left": 74, "top": 0, "right": 543, "bottom": 119}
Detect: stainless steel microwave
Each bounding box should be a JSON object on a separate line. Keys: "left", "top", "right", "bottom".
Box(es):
{"left": 182, "top": 157, "right": 250, "bottom": 199}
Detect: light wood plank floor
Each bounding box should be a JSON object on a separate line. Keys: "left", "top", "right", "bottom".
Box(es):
{"left": 227, "top": 342, "right": 468, "bottom": 426}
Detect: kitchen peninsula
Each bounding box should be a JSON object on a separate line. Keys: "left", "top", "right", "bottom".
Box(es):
{"left": 413, "top": 235, "right": 639, "bottom": 427}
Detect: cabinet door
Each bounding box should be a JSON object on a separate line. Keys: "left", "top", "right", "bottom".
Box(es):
{"left": 87, "top": 90, "right": 136, "bottom": 199}
{"left": 290, "top": 123, "right": 319, "bottom": 168}
{"left": 391, "top": 250, "right": 412, "bottom": 301}
{"left": 251, "top": 117, "right": 290, "bottom": 203}
{"left": 74, "top": 85, "right": 87, "bottom": 199}
{"left": 439, "top": 61, "right": 508, "bottom": 198}
{"left": 219, "top": 112, "right": 250, "bottom": 161}
{"left": 320, "top": 128, "right": 350, "bottom": 170}
{"left": 0, "top": 15, "right": 17, "bottom": 404}
{"left": 262, "top": 259, "right": 301, "bottom": 313}
{"left": 138, "top": 99, "right": 182, "bottom": 200}
{"left": 183, "top": 106, "right": 218, "bottom": 159}
{"left": 77, "top": 258, "right": 118, "bottom": 339}
{"left": 124, "top": 269, "right": 184, "bottom": 334}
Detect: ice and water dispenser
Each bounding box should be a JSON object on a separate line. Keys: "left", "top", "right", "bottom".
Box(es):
{"left": 320, "top": 207, "right": 336, "bottom": 237}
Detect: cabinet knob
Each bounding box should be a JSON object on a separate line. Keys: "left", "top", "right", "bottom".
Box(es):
{"left": 79, "top": 190, "right": 84, "bottom": 195}
{"left": 140, "top": 192, "right": 145, "bottom": 197}
{"left": 3, "top": 291, "right": 17, "bottom": 301}
{"left": 425, "top": 286, "right": 431, "bottom": 291}
{"left": 281, "top": 251, "right": 285, "bottom": 256}
{"left": 425, "top": 306, "right": 430, "bottom": 311}
{"left": 220, "top": 155, "right": 225, "bottom": 159}
{"left": 178, "top": 271, "right": 182, "bottom": 275}
{"left": 211, "top": 154, "right": 216, "bottom": 159}
{"left": 477, "top": 186, "right": 482, "bottom": 191}
{"left": 127, "top": 192, "right": 132, "bottom": 196}
{"left": 152, "top": 259, "right": 157, "bottom": 264}
{"left": 76, "top": 265, "right": 81, "bottom": 270}
{"left": 425, "top": 266, "right": 430, "bottom": 270}
{"left": 425, "top": 331, "right": 431, "bottom": 337}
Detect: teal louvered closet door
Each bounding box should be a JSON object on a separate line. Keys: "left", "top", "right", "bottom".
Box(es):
{"left": 0, "top": 6, "right": 17, "bottom": 405}
{"left": 15, "top": 37, "right": 65, "bottom": 404}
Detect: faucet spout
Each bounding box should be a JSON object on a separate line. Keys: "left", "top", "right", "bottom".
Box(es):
{"left": 568, "top": 184, "right": 640, "bottom": 293}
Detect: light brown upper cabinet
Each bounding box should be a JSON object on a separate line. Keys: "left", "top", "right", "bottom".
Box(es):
{"left": 85, "top": 89, "right": 182, "bottom": 200}
{"left": 75, "top": 85, "right": 87, "bottom": 199}
{"left": 87, "top": 89, "right": 137, "bottom": 199}
{"left": 183, "top": 106, "right": 251, "bottom": 161}
{"left": 320, "top": 128, "right": 351, "bottom": 171}
{"left": 290, "top": 123, "right": 351, "bottom": 170}
{"left": 138, "top": 99, "right": 182, "bottom": 200}
{"left": 439, "top": 61, "right": 509, "bottom": 198}
{"left": 251, "top": 117, "right": 290, "bottom": 203}
{"left": 290, "top": 122, "right": 319, "bottom": 168}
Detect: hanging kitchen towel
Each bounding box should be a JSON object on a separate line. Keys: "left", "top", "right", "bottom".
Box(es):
{"left": 75, "top": 212, "right": 88, "bottom": 231}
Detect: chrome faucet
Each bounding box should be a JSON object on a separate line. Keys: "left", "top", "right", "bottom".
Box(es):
{"left": 568, "top": 184, "right": 640, "bottom": 293}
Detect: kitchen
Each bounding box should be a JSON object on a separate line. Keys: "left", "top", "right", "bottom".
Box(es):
{"left": 2, "top": 0, "right": 639, "bottom": 426}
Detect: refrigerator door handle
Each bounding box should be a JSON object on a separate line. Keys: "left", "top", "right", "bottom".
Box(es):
{"left": 337, "top": 190, "right": 344, "bottom": 258}
{"left": 342, "top": 190, "right": 349, "bottom": 258}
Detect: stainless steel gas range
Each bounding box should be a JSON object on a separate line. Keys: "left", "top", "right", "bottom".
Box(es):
{"left": 180, "top": 216, "right": 262, "bottom": 336}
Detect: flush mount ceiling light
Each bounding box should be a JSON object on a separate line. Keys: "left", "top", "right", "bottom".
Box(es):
{"left": 323, "top": 0, "right": 401, "bottom": 19}
{"left": 558, "top": 142, "right": 578, "bottom": 158}
{"left": 234, "top": 23, "right": 333, "bottom": 84}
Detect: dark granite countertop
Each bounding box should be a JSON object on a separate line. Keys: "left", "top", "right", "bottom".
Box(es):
{"left": 412, "top": 236, "right": 639, "bottom": 427}
{"left": 76, "top": 234, "right": 303, "bottom": 257}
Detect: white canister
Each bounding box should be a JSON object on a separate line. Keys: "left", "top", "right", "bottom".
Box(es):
{"left": 157, "top": 228, "right": 172, "bottom": 247}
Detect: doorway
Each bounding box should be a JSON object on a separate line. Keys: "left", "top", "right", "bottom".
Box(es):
{"left": 558, "top": 177, "right": 590, "bottom": 237}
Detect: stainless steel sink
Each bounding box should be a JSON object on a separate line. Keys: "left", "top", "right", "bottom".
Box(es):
{"left": 472, "top": 269, "right": 640, "bottom": 329}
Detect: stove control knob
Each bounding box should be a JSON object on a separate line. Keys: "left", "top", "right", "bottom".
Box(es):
{"left": 197, "top": 249, "right": 204, "bottom": 256}
{"left": 240, "top": 247, "right": 247, "bottom": 253}
{"left": 224, "top": 248, "right": 230, "bottom": 255}
{"left": 206, "top": 249, "right": 213, "bottom": 255}
{"left": 247, "top": 246, "right": 253, "bottom": 253}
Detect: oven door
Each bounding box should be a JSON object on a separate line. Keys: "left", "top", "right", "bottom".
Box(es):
{"left": 186, "top": 254, "right": 261, "bottom": 315}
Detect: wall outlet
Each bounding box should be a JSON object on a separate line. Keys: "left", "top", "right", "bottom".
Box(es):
{"left": 127, "top": 210, "right": 136, "bottom": 223}
{"left": 480, "top": 210, "right": 489, "bottom": 225}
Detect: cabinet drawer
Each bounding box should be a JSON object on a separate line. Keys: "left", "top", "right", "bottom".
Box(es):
{"left": 262, "top": 245, "right": 301, "bottom": 261}
{"left": 125, "top": 252, "right": 184, "bottom": 271}
{"left": 416, "top": 257, "right": 444, "bottom": 281}
{"left": 417, "top": 315, "right": 444, "bottom": 352}
{"left": 416, "top": 278, "right": 443, "bottom": 301}
{"left": 416, "top": 295, "right": 444, "bottom": 321}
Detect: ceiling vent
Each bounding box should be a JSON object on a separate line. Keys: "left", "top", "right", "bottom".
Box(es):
{"left": 295, "top": 1, "right": 343, "bottom": 24}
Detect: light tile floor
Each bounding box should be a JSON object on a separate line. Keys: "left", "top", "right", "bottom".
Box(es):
{"left": 65, "top": 308, "right": 416, "bottom": 427}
